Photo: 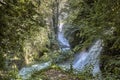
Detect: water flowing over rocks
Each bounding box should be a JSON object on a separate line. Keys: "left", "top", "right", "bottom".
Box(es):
{"left": 19, "top": 1, "right": 103, "bottom": 79}
{"left": 73, "top": 40, "right": 102, "bottom": 75}
{"left": 57, "top": 7, "right": 102, "bottom": 78}
{"left": 19, "top": 61, "right": 51, "bottom": 79}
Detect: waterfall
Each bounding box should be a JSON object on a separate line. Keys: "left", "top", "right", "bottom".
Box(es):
{"left": 57, "top": 12, "right": 70, "bottom": 51}
{"left": 19, "top": 1, "right": 102, "bottom": 79}
{"left": 57, "top": 23, "right": 70, "bottom": 51}
{"left": 57, "top": 9, "right": 102, "bottom": 76}
{"left": 73, "top": 40, "right": 102, "bottom": 75}
{"left": 19, "top": 21, "right": 102, "bottom": 80}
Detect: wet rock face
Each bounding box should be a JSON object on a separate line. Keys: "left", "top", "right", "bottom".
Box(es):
{"left": 67, "top": 30, "right": 82, "bottom": 49}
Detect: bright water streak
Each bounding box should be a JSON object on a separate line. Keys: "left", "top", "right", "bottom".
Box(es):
{"left": 19, "top": 1, "right": 102, "bottom": 79}
{"left": 19, "top": 61, "right": 51, "bottom": 80}
{"left": 57, "top": 22, "right": 70, "bottom": 51}
{"left": 73, "top": 40, "right": 102, "bottom": 75}
{"left": 58, "top": 32, "right": 70, "bottom": 48}
{"left": 57, "top": 8, "right": 103, "bottom": 76}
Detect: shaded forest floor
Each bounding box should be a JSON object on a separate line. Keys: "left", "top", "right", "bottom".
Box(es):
{"left": 30, "top": 68, "right": 81, "bottom": 80}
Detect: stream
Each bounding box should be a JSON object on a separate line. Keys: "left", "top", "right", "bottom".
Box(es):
{"left": 57, "top": 20, "right": 102, "bottom": 78}
{"left": 19, "top": 2, "right": 103, "bottom": 80}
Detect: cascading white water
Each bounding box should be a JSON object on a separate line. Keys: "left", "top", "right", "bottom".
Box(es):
{"left": 19, "top": 23, "right": 102, "bottom": 80}
{"left": 57, "top": 12, "right": 70, "bottom": 51}
{"left": 19, "top": 1, "right": 103, "bottom": 79}
{"left": 57, "top": 23, "right": 70, "bottom": 51}
{"left": 19, "top": 62, "right": 51, "bottom": 79}
{"left": 57, "top": 1, "right": 102, "bottom": 76}
{"left": 57, "top": 14, "right": 102, "bottom": 76}
{"left": 73, "top": 40, "right": 102, "bottom": 75}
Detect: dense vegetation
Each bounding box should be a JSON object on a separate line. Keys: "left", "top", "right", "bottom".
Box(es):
{"left": 0, "top": 0, "right": 120, "bottom": 80}
{"left": 65, "top": 0, "right": 120, "bottom": 79}
{"left": 66, "top": 0, "right": 120, "bottom": 51}
{"left": 0, "top": 0, "right": 52, "bottom": 79}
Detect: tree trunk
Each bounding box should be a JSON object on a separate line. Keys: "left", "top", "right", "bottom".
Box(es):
{"left": 52, "top": 0, "right": 59, "bottom": 37}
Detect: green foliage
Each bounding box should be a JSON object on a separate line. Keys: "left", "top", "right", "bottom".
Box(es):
{"left": 0, "top": 0, "right": 120, "bottom": 79}
{"left": 51, "top": 50, "right": 74, "bottom": 63}
{"left": 23, "top": 27, "right": 50, "bottom": 64}
{"left": 0, "top": 52, "right": 5, "bottom": 70}
{"left": 0, "top": 0, "right": 51, "bottom": 79}
{"left": 101, "top": 55, "right": 120, "bottom": 79}
{"left": 67, "top": 0, "right": 120, "bottom": 52}
{"left": 65, "top": 0, "right": 120, "bottom": 79}
{"left": 7, "top": 68, "right": 22, "bottom": 80}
